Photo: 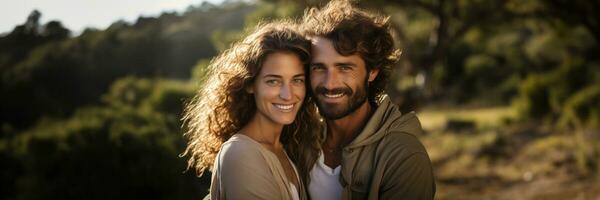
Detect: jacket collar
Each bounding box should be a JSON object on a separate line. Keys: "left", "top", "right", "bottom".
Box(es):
{"left": 344, "top": 95, "right": 417, "bottom": 149}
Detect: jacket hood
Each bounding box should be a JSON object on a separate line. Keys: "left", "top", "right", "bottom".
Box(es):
{"left": 345, "top": 96, "right": 422, "bottom": 149}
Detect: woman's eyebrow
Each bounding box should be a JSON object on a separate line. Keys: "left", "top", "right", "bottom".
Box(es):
{"left": 263, "top": 74, "right": 282, "bottom": 78}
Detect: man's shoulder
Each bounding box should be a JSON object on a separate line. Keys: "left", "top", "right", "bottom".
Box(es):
{"left": 379, "top": 112, "right": 428, "bottom": 155}
{"left": 386, "top": 111, "right": 424, "bottom": 136}
{"left": 381, "top": 131, "right": 428, "bottom": 154}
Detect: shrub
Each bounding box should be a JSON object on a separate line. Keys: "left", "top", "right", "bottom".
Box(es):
{"left": 559, "top": 85, "right": 600, "bottom": 129}
{"left": 513, "top": 58, "right": 591, "bottom": 124}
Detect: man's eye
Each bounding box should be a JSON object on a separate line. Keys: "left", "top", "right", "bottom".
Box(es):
{"left": 312, "top": 65, "right": 325, "bottom": 71}
{"left": 340, "top": 66, "right": 352, "bottom": 71}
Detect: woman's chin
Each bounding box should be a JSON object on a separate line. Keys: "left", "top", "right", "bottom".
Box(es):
{"left": 274, "top": 116, "right": 297, "bottom": 125}
{"left": 278, "top": 119, "right": 295, "bottom": 125}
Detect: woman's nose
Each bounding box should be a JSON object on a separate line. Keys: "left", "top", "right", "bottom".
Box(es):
{"left": 279, "top": 84, "right": 292, "bottom": 100}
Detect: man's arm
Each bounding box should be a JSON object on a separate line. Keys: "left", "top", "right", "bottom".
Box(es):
{"left": 380, "top": 133, "right": 436, "bottom": 200}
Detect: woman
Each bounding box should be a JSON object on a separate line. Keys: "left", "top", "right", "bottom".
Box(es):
{"left": 181, "top": 21, "right": 321, "bottom": 200}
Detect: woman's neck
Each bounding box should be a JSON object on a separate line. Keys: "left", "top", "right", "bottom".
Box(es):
{"left": 240, "top": 113, "right": 284, "bottom": 149}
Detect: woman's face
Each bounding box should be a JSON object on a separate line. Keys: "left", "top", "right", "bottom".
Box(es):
{"left": 250, "top": 52, "right": 306, "bottom": 125}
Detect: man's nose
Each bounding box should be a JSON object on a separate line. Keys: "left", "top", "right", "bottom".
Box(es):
{"left": 323, "top": 71, "right": 340, "bottom": 89}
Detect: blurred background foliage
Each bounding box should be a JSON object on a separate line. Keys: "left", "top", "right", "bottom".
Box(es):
{"left": 0, "top": 0, "right": 599, "bottom": 199}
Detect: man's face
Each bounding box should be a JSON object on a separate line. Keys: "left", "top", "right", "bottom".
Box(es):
{"left": 309, "top": 37, "right": 379, "bottom": 120}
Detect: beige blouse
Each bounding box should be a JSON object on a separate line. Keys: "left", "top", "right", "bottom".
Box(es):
{"left": 209, "top": 134, "right": 306, "bottom": 200}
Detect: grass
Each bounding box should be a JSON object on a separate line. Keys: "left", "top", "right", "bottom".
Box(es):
{"left": 416, "top": 105, "right": 600, "bottom": 199}
{"left": 417, "top": 106, "right": 517, "bottom": 131}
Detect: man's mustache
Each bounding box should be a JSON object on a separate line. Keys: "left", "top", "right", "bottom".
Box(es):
{"left": 314, "top": 86, "right": 353, "bottom": 96}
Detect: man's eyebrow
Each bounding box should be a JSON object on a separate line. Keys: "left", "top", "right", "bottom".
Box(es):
{"left": 293, "top": 74, "right": 305, "bottom": 78}
{"left": 335, "top": 62, "right": 356, "bottom": 67}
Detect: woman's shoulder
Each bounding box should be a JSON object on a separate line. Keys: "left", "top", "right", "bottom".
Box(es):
{"left": 219, "top": 134, "right": 265, "bottom": 163}
{"left": 213, "top": 135, "right": 283, "bottom": 199}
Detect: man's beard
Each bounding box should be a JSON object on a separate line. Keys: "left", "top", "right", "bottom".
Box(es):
{"left": 314, "top": 79, "right": 369, "bottom": 120}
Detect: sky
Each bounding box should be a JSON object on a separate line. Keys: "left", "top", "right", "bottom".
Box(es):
{"left": 1, "top": 0, "right": 225, "bottom": 35}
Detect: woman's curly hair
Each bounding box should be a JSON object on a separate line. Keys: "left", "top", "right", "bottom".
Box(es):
{"left": 181, "top": 21, "right": 322, "bottom": 177}
{"left": 301, "top": 0, "right": 400, "bottom": 103}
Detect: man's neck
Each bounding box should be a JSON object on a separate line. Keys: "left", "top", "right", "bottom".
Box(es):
{"left": 325, "top": 101, "right": 374, "bottom": 148}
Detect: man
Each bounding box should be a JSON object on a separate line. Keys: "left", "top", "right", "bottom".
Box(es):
{"left": 301, "top": 0, "right": 436, "bottom": 199}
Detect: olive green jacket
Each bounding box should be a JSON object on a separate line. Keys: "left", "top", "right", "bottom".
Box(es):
{"left": 338, "top": 96, "right": 435, "bottom": 200}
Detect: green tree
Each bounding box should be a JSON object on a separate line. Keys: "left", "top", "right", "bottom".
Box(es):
{"left": 2, "top": 77, "right": 206, "bottom": 200}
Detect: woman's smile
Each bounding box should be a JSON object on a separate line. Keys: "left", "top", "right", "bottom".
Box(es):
{"left": 273, "top": 103, "right": 296, "bottom": 112}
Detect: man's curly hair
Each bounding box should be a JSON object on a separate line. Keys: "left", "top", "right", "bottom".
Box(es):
{"left": 301, "top": 0, "right": 400, "bottom": 102}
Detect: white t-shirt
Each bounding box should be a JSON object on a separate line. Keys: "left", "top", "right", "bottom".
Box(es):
{"left": 308, "top": 151, "right": 342, "bottom": 200}
{"left": 287, "top": 156, "right": 301, "bottom": 200}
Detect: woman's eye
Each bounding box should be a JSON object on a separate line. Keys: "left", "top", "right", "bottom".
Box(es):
{"left": 266, "top": 79, "right": 280, "bottom": 86}
{"left": 293, "top": 78, "right": 305, "bottom": 84}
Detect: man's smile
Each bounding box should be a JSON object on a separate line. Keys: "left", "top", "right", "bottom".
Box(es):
{"left": 324, "top": 93, "right": 344, "bottom": 98}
